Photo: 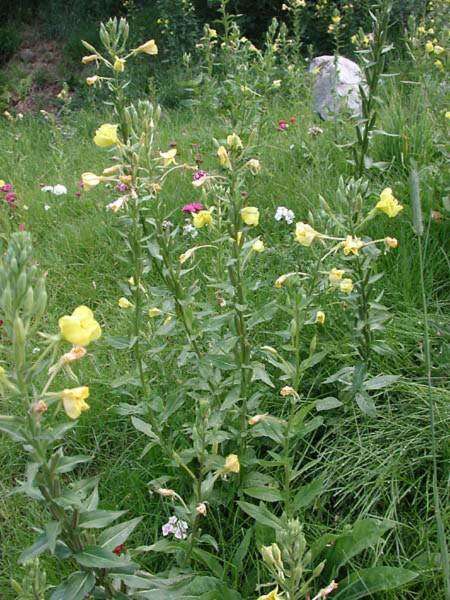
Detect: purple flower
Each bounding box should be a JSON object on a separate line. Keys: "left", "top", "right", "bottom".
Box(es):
{"left": 0, "top": 183, "right": 13, "bottom": 193}
{"left": 182, "top": 202, "right": 204, "bottom": 214}
{"left": 277, "top": 120, "right": 288, "bottom": 131}
{"left": 192, "top": 170, "right": 208, "bottom": 187}
{"left": 116, "top": 183, "right": 128, "bottom": 193}
{"left": 5, "top": 192, "right": 16, "bottom": 204}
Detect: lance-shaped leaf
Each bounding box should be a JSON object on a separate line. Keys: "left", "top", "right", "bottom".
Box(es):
{"left": 333, "top": 566, "right": 418, "bottom": 599}
{"left": 98, "top": 516, "right": 143, "bottom": 551}
{"left": 75, "top": 545, "right": 136, "bottom": 569}
{"left": 50, "top": 571, "right": 95, "bottom": 600}
{"left": 18, "top": 532, "right": 49, "bottom": 564}
{"left": 55, "top": 454, "right": 91, "bottom": 474}
{"left": 237, "top": 501, "right": 282, "bottom": 531}
{"left": 79, "top": 509, "right": 127, "bottom": 529}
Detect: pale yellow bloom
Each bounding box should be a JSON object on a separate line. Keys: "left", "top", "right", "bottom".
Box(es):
{"left": 160, "top": 148, "right": 177, "bottom": 167}
{"left": 252, "top": 239, "right": 265, "bottom": 252}
{"left": 193, "top": 210, "right": 213, "bottom": 228}
{"left": 272, "top": 79, "right": 282, "bottom": 88}
{"left": 148, "top": 307, "right": 162, "bottom": 318}
{"left": 246, "top": 158, "right": 261, "bottom": 174}
{"left": 217, "top": 145, "right": 231, "bottom": 169}
{"left": 102, "top": 164, "right": 122, "bottom": 175}
{"left": 433, "top": 45, "right": 445, "bottom": 55}
{"left": 376, "top": 188, "right": 404, "bottom": 217}
{"left": 0, "top": 180, "right": 5, "bottom": 187}
{"left": 332, "top": 14, "right": 341, "bottom": 24}
{"left": 342, "top": 235, "right": 364, "bottom": 255}
{"left": 340, "top": 278, "right": 354, "bottom": 294}
{"left": 61, "top": 346, "right": 87, "bottom": 364}
{"left": 136, "top": 39, "right": 158, "bottom": 55}
{"left": 445, "top": 111, "right": 450, "bottom": 119}
{"left": 207, "top": 27, "right": 217, "bottom": 38}
{"left": 61, "top": 386, "right": 90, "bottom": 419}
{"left": 226, "top": 133, "right": 243, "bottom": 150}
{"left": 113, "top": 57, "right": 125, "bottom": 72}
{"left": 223, "top": 454, "right": 240, "bottom": 474}
{"left": 425, "top": 41, "right": 434, "bottom": 53}
{"left": 81, "top": 172, "right": 101, "bottom": 191}
{"left": 241, "top": 206, "right": 260, "bottom": 226}
{"left": 118, "top": 297, "right": 133, "bottom": 309}
{"left": 275, "top": 274, "right": 288, "bottom": 288}
{"left": 59, "top": 306, "right": 101, "bottom": 346}
{"left": 385, "top": 237, "right": 398, "bottom": 248}
{"left": 82, "top": 54, "right": 98, "bottom": 64}
{"left": 86, "top": 76, "right": 99, "bottom": 86}
{"left": 94, "top": 123, "right": 119, "bottom": 147}
{"left": 257, "top": 588, "right": 282, "bottom": 600}
{"left": 434, "top": 59, "right": 444, "bottom": 71}
{"left": 315, "top": 310, "right": 325, "bottom": 325}
{"left": 328, "top": 268, "right": 345, "bottom": 285}
{"left": 295, "top": 222, "right": 320, "bottom": 246}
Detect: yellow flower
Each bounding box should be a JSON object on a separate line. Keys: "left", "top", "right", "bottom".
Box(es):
{"left": 342, "top": 235, "right": 364, "bottom": 255}
{"left": 82, "top": 54, "right": 98, "bottom": 64}
{"left": 385, "top": 236, "right": 398, "bottom": 248}
{"left": 328, "top": 268, "right": 345, "bottom": 284}
{"left": 59, "top": 306, "right": 102, "bottom": 347}
{"left": 61, "top": 386, "right": 90, "bottom": 419}
{"left": 207, "top": 27, "right": 217, "bottom": 38}
{"left": 241, "top": 206, "right": 260, "bottom": 226}
{"left": 193, "top": 210, "right": 213, "bottom": 228}
{"left": 417, "top": 26, "right": 426, "bottom": 35}
{"left": 351, "top": 34, "right": 358, "bottom": 45}
{"left": 246, "top": 158, "right": 261, "bottom": 174}
{"left": 272, "top": 79, "right": 282, "bottom": 88}
{"left": 160, "top": 148, "right": 177, "bottom": 167}
{"left": 0, "top": 179, "right": 5, "bottom": 187}
{"left": 94, "top": 123, "right": 119, "bottom": 148}
{"left": 257, "top": 588, "right": 282, "bottom": 600}
{"left": 445, "top": 111, "right": 450, "bottom": 120}
{"left": 136, "top": 39, "right": 158, "bottom": 55}
{"left": 81, "top": 172, "right": 101, "bottom": 191}
{"left": 315, "top": 310, "right": 325, "bottom": 325}
{"left": 86, "top": 75, "right": 99, "bottom": 86}
{"left": 332, "top": 14, "right": 341, "bottom": 24}
{"left": 275, "top": 274, "right": 288, "bottom": 288}
{"left": 433, "top": 45, "right": 445, "bottom": 55}
{"left": 223, "top": 454, "right": 240, "bottom": 474}
{"left": 236, "top": 231, "right": 243, "bottom": 245}
{"left": 252, "top": 239, "right": 265, "bottom": 252}
{"left": 118, "top": 297, "right": 133, "bottom": 309}
{"left": 102, "top": 164, "right": 122, "bottom": 175}
{"left": 376, "top": 188, "right": 404, "bottom": 218}
{"left": 425, "top": 40, "right": 434, "bottom": 53}
{"left": 148, "top": 307, "right": 162, "bottom": 318}
{"left": 226, "top": 133, "right": 243, "bottom": 150}
{"left": 294, "top": 222, "right": 320, "bottom": 246}
{"left": 340, "top": 278, "right": 354, "bottom": 294}
{"left": 434, "top": 59, "right": 444, "bottom": 71}
{"left": 217, "top": 145, "right": 231, "bottom": 168}
{"left": 113, "top": 57, "right": 126, "bottom": 72}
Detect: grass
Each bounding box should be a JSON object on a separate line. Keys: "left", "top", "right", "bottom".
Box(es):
{"left": 0, "top": 68, "right": 448, "bottom": 598}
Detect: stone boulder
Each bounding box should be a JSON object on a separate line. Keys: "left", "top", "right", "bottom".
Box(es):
{"left": 309, "top": 55, "right": 366, "bottom": 120}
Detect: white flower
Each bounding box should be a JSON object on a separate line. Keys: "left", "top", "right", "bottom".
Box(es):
{"left": 44, "top": 204, "right": 51, "bottom": 211}
{"left": 162, "top": 516, "right": 188, "bottom": 540}
{"left": 106, "top": 196, "right": 128, "bottom": 212}
{"left": 52, "top": 184, "right": 67, "bottom": 195}
{"left": 275, "top": 206, "right": 295, "bottom": 224}
{"left": 41, "top": 185, "right": 54, "bottom": 192}
{"left": 182, "top": 221, "right": 199, "bottom": 238}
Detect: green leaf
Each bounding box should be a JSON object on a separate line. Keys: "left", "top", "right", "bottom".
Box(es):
{"left": 131, "top": 416, "right": 159, "bottom": 441}
{"left": 300, "top": 349, "right": 328, "bottom": 371}
{"left": 364, "top": 374, "right": 400, "bottom": 390}
{"left": 237, "top": 501, "right": 282, "bottom": 531}
{"left": 50, "top": 571, "right": 95, "bottom": 600}
{"left": 324, "top": 519, "right": 393, "bottom": 578}
{"left": 45, "top": 521, "right": 61, "bottom": 554}
{"left": 231, "top": 528, "right": 252, "bottom": 576}
{"left": 243, "top": 486, "right": 283, "bottom": 502}
{"left": 251, "top": 363, "right": 275, "bottom": 388}
{"left": 292, "top": 476, "right": 324, "bottom": 511}
{"left": 355, "top": 393, "right": 377, "bottom": 417}
{"left": 18, "top": 532, "right": 48, "bottom": 564}
{"left": 106, "top": 335, "right": 137, "bottom": 350}
{"left": 74, "top": 545, "right": 135, "bottom": 569}
{"left": 55, "top": 454, "right": 91, "bottom": 474}
{"left": 79, "top": 509, "right": 127, "bottom": 529}
{"left": 191, "top": 547, "right": 224, "bottom": 578}
{"left": 315, "top": 397, "right": 343, "bottom": 411}
{"left": 334, "top": 566, "right": 418, "bottom": 599}
{"left": 0, "top": 416, "right": 27, "bottom": 442}
{"left": 98, "top": 516, "right": 143, "bottom": 551}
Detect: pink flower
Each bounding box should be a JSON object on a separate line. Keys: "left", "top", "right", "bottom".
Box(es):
{"left": 290, "top": 116, "right": 296, "bottom": 124}
{"left": 116, "top": 183, "right": 128, "bottom": 192}
{"left": 277, "top": 120, "right": 288, "bottom": 131}
{"left": 192, "top": 170, "right": 208, "bottom": 187}
{"left": 0, "top": 183, "right": 13, "bottom": 193}
{"left": 18, "top": 223, "right": 25, "bottom": 231}
{"left": 182, "top": 202, "right": 204, "bottom": 214}
{"left": 5, "top": 192, "right": 16, "bottom": 204}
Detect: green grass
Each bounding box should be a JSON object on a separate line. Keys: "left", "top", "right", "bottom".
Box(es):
{"left": 0, "top": 74, "right": 448, "bottom": 598}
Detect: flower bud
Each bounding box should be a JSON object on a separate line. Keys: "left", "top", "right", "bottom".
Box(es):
{"left": 280, "top": 386, "right": 296, "bottom": 397}
{"left": 156, "top": 487, "right": 176, "bottom": 497}
{"left": 196, "top": 502, "right": 207, "bottom": 516}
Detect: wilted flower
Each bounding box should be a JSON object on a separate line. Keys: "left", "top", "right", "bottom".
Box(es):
{"left": 160, "top": 148, "right": 177, "bottom": 167}
{"left": 342, "top": 235, "right": 364, "bottom": 255}
{"left": 385, "top": 237, "right": 398, "bottom": 248}
{"left": 193, "top": 210, "right": 213, "bottom": 228}
{"left": 32, "top": 400, "right": 48, "bottom": 415}
{"left": 196, "top": 502, "right": 208, "bottom": 516}
{"left": 312, "top": 580, "right": 339, "bottom": 600}
{"left": 376, "top": 188, "right": 403, "bottom": 218}
{"left": 308, "top": 125, "right": 324, "bottom": 137}
{"left": 94, "top": 123, "right": 119, "bottom": 148}
{"left": 241, "top": 206, "right": 260, "bottom": 226}
{"left": 106, "top": 196, "right": 128, "bottom": 212}
{"left": 86, "top": 75, "right": 99, "bottom": 86}
{"left": 82, "top": 54, "right": 98, "bottom": 64}
{"left": 280, "top": 386, "right": 296, "bottom": 397}
{"left": 223, "top": 454, "right": 240, "bottom": 474}
{"left": 227, "top": 132, "right": 243, "bottom": 150}
{"left": 315, "top": 310, "right": 325, "bottom": 325}
{"left": 248, "top": 413, "right": 268, "bottom": 425}
{"left": 59, "top": 306, "right": 101, "bottom": 347}
{"left": 328, "top": 268, "right": 345, "bottom": 284}
{"left": 339, "top": 278, "right": 354, "bottom": 294}
{"left": 62, "top": 345, "right": 87, "bottom": 364}
{"left": 217, "top": 145, "right": 232, "bottom": 169}
{"left": 60, "top": 386, "right": 90, "bottom": 419}
{"left": 246, "top": 158, "right": 261, "bottom": 174}
{"left": 156, "top": 487, "right": 176, "bottom": 497}
{"left": 295, "top": 222, "right": 321, "bottom": 246}
{"left": 136, "top": 39, "right": 158, "bottom": 55}
{"left": 275, "top": 274, "right": 288, "bottom": 288}
{"left": 433, "top": 45, "right": 444, "bottom": 55}
{"left": 192, "top": 170, "right": 208, "bottom": 187}
{"left": 113, "top": 57, "right": 125, "bottom": 72}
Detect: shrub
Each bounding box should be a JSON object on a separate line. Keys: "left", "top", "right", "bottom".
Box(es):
{"left": 0, "top": 25, "right": 21, "bottom": 65}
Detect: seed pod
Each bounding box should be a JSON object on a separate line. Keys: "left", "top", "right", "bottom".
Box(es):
{"left": 23, "top": 286, "right": 34, "bottom": 316}
{"left": 16, "top": 271, "right": 28, "bottom": 300}
{"left": 1, "top": 284, "right": 13, "bottom": 314}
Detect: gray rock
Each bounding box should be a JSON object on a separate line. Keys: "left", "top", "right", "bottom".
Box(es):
{"left": 309, "top": 55, "right": 366, "bottom": 120}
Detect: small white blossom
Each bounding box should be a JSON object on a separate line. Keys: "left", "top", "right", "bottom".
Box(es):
{"left": 182, "top": 221, "right": 199, "bottom": 238}
{"left": 275, "top": 206, "right": 295, "bottom": 225}
{"left": 41, "top": 184, "right": 67, "bottom": 195}
{"left": 162, "top": 516, "right": 189, "bottom": 540}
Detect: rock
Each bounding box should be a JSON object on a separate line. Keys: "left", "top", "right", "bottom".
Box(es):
{"left": 309, "top": 55, "right": 366, "bottom": 120}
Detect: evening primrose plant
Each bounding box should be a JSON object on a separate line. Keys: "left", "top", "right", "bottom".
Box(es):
{"left": 0, "top": 233, "right": 144, "bottom": 598}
